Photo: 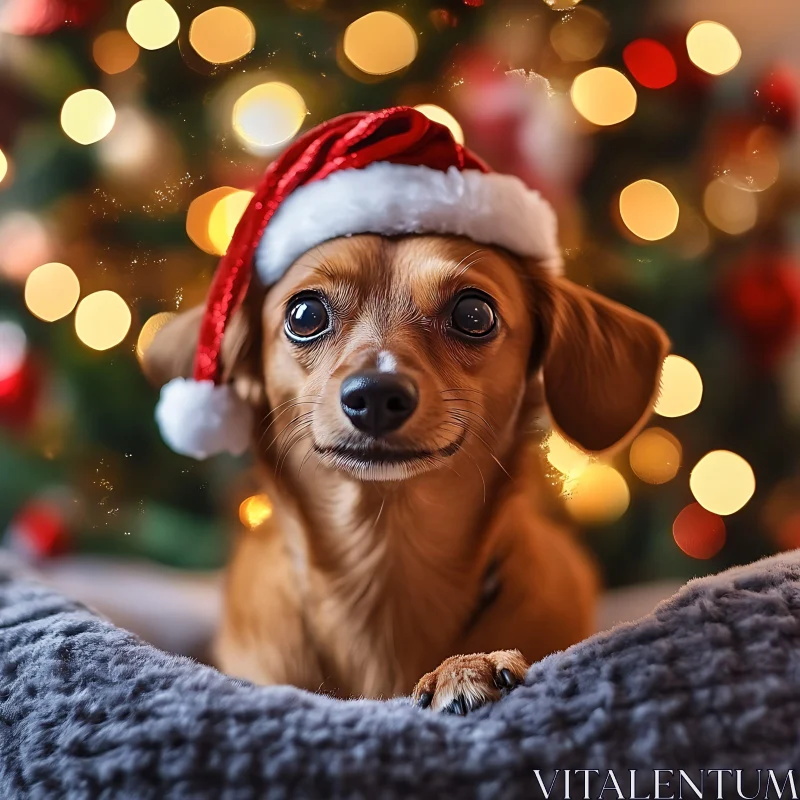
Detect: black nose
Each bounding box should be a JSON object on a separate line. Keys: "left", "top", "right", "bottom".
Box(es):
{"left": 340, "top": 370, "right": 419, "bottom": 437}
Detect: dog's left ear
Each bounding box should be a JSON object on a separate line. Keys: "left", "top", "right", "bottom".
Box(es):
{"left": 535, "top": 275, "right": 669, "bottom": 454}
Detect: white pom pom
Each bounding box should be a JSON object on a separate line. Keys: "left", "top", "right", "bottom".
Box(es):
{"left": 155, "top": 378, "right": 253, "bottom": 460}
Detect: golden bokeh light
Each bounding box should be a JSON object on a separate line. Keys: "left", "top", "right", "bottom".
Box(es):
{"left": 232, "top": 82, "right": 307, "bottom": 152}
{"left": 126, "top": 0, "right": 180, "bottom": 51}
{"left": 721, "top": 125, "right": 779, "bottom": 194}
{"left": 24, "top": 263, "right": 80, "bottom": 322}
{"left": 239, "top": 494, "right": 273, "bottom": 530}
{"left": 655, "top": 354, "right": 703, "bottom": 418}
{"left": 673, "top": 503, "right": 726, "bottom": 559}
{"left": 686, "top": 21, "right": 741, "bottom": 76}
{"left": 208, "top": 190, "right": 255, "bottom": 255}
{"left": 189, "top": 7, "right": 255, "bottom": 64}
{"left": 570, "top": 67, "right": 637, "bottom": 127}
{"left": 619, "top": 179, "right": 679, "bottom": 241}
{"left": 549, "top": 6, "right": 609, "bottom": 63}
{"left": 544, "top": 0, "right": 583, "bottom": 8}
{"left": 60, "top": 90, "right": 116, "bottom": 146}
{"left": 629, "top": 427, "right": 682, "bottom": 484}
{"left": 562, "top": 464, "right": 630, "bottom": 525}
{"left": 74, "top": 290, "right": 132, "bottom": 351}
{"left": 414, "top": 104, "right": 464, "bottom": 144}
{"left": 186, "top": 187, "right": 238, "bottom": 255}
{"left": 690, "top": 450, "right": 755, "bottom": 516}
{"left": 703, "top": 178, "right": 758, "bottom": 235}
{"left": 544, "top": 430, "right": 590, "bottom": 478}
{"left": 93, "top": 30, "right": 140, "bottom": 74}
{"left": 136, "top": 312, "right": 176, "bottom": 362}
{"left": 343, "top": 11, "right": 418, "bottom": 76}
{"left": 0, "top": 149, "right": 7, "bottom": 185}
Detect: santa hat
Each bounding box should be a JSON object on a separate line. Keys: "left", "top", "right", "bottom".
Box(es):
{"left": 157, "top": 106, "right": 562, "bottom": 459}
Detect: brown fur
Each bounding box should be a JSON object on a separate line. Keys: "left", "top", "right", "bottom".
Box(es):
{"left": 145, "top": 234, "right": 668, "bottom": 707}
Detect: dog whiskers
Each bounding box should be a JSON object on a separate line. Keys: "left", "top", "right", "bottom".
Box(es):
{"left": 259, "top": 396, "right": 321, "bottom": 443}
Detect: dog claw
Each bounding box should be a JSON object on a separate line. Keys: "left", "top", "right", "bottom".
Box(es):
{"left": 416, "top": 691, "right": 433, "bottom": 709}
{"left": 443, "top": 696, "right": 469, "bottom": 716}
{"left": 496, "top": 668, "right": 519, "bottom": 690}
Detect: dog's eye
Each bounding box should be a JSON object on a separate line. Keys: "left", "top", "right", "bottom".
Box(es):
{"left": 285, "top": 295, "right": 329, "bottom": 341}
{"left": 450, "top": 295, "right": 496, "bottom": 338}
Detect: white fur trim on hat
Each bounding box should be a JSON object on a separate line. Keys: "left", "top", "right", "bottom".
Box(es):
{"left": 254, "top": 163, "right": 561, "bottom": 285}
{"left": 155, "top": 378, "right": 253, "bottom": 460}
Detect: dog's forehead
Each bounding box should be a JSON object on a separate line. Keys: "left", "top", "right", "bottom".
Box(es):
{"left": 281, "top": 235, "right": 521, "bottom": 304}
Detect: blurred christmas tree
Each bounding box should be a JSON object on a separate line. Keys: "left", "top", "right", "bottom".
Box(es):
{"left": 0, "top": 0, "right": 797, "bottom": 585}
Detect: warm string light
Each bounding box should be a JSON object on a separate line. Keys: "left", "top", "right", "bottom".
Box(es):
{"left": 136, "top": 312, "right": 176, "bottom": 362}
{"left": 703, "top": 178, "right": 758, "bottom": 235}
{"left": 189, "top": 7, "right": 255, "bottom": 64}
{"left": 562, "top": 464, "right": 630, "bottom": 525}
{"left": 629, "top": 427, "right": 682, "bottom": 485}
{"left": 0, "top": 149, "right": 8, "bottom": 185}
{"left": 25, "top": 263, "right": 80, "bottom": 322}
{"left": 414, "top": 105, "right": 464, "bottom": 144}
{"left": 655, "top": 355, "right": 703, "bottom": 418}
{"left": 232, "top": 82, "right": 307, "bottom": 153}
{"left": 619, "top": 179, "right": 680, "bottom": 241}
{"left": 690, "top": 450, "right": 755, "bottom": 515}
{"left": 61, "top": 90, "right": 116, "bottom": 145}
{"left": 207, "top": 190, "right": 255, "bottom": 255}
{"left": 549, "top": 6, "right": 608, "bottom": 63}
{"left": 686, "top": 21, "right": 741, "bottom": 76}
{"left": 343, "top": 11, "right": 418, "bottom": 76}
{"left": 74, "top": 291, "right": 132, "bottom": 351}
{"left": 239, "top": 494, "right": 273, "bottom": 530}
{"left": 93, "top": 30, "right": 139, "bottom": 74}
{"left": 570, "top": 67, "right": 637, "bottom": 126}
{"left": 673, "top": 503, "right": 726, "bottom": 559}
{"left": 126, "top": 0, "right": 180, "bottom": 50}
{"left": 544, "top": 430, "right": 590, "bottom": 479}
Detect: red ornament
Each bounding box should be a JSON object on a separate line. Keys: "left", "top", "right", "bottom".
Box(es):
{"left": 754, "top": 65, "right": 799, "bottom": 134}
{"left": 623, "top": 39, "right": 677, "bottom": 90}
{"left": 673, "top": 503, "right": 726, "bottom": 560}
{"left": 0, "top": 0, "right": 104, "bottom": 35}
{"left": 6, "top": 500, "right": 71, "bottom": 561}
{"left": 722, "top": 252, "right": 800, "bottom": 371}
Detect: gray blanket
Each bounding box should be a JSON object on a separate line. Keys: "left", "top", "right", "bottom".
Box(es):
{"left": 1, "top": 553, "right": 799, "bottom": 799}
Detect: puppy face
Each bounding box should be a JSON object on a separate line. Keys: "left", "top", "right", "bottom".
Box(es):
{"left": 261, "top": 235, "right": 535, "bottom": 481}
{"left": 145, "top": 234, "right": 669, "bottom": 482}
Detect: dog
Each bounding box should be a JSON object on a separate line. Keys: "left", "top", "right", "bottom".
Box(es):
{"left": 144, "top": 233, "right": 667, "bottom": 713}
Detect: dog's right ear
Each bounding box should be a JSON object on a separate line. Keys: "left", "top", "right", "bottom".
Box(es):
{"left": 142, "top": 303, "right": 263, "bottom": 403}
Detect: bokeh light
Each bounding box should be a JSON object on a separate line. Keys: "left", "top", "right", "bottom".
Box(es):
{"left": 239, "top": 494, "right": 273, "bottom": 530}
{"left": 703, "top": 178, "right": 758, "bottom": 235}
{"left": 562, "top": 464, "right": 630, "bottom": 525}
{"left": 570, "top": 67, "right": 637, "bottom": 126}
{"left": 186, "top": 187, "right": 238, "bottom": 255}
{"left": 0, "top": 321, "right": 27, "bottom": 381}
{"left": 60, "top": 90, "right": 116, "bottom": 145}
{"left": 126, "top": 0, "right": 180, "bottom": 51}
{"left": 74, "top": 291, "right": 132, "bottom": 351}
{"left": 629, "top": 427, "right": 682, "bottom": 484}
{"left": 0, "top": 149, "right": 8, "bottom": 185}
{"left": 720, "top": 125, "right": 779, "bottom": 193}
{"left": 549, "top": 6, "right": 608, "bottom": 62}
{"left": 655, "top": 355, "right": 703, "bottom": 418}
{"left": 232, "top": 82, "right": 307, "bottom": 153}
{"left": 136, "top": 312, "right": 176, "bottom": 363}
{"left": 189, "top": 7, "right": 255, "bottom": 64}
{"left": 24, "top": 263, "right": 80, "bottom": 322}
{"left": 690, "top": 450, "right": 755, "bottom": 515}
{"left": 686, "top": 21, "right": 741, "bottom": 76}
{"left": 673, "top": 502, "right": 726, "bottom": 559}
{"left": 623, "top": 39, "right": 677, "bottom": 89}
{"left": 343, "top": 11, "right": 418, "bottom": 76}
{"left": 619, "top": 179, "right": 679, "bottom": 241}
{"left": 414, "top": 104, "right": 464, "bottom": 144}
{"left": 208, "top": 190, "right": 255, "bottom": 255}
{"left": 0, "top": 214, "right": 53, "bottom": 282}
{"left": 93, "top": 30, "right": 140, "bottom": 74}
{"left": 544, "top": 430, "right": 590, "bottom": 478}
{"left": 543, "top": 0, "right": 582, "bottom": 8}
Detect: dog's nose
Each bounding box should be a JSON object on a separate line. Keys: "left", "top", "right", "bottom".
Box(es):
{"left": 340, "top": 370, "right": 419, "bottom": 437}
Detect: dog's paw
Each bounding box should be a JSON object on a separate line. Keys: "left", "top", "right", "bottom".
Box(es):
{"left": 412, "top": 650, "right": 529, "bottom": 715}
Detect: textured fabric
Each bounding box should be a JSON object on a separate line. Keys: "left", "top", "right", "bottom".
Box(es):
{"left": 2, "top": 552, "right": 800, "bottom": 798}
{"left": 253, "top": 163, "right": 561, "bottom": 285}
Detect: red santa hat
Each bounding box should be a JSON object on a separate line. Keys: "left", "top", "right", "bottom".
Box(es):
{"left": 156, "top": 106, "right": 562, "bottom": 459}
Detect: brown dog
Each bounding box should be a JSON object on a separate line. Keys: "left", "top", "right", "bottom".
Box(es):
{"left": 145, "top": 233, "right": 667, "bottom": 713}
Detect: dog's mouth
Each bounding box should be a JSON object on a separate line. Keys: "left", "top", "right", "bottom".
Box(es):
{"left": 313, "top": 430, "right": 465, "bottom": 480}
